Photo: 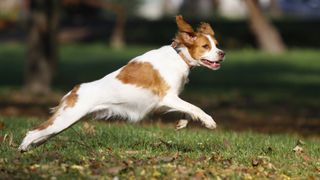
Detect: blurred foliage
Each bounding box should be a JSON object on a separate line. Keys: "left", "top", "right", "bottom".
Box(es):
{"left": 62, "top": 0, "right": 143, "bottom": 20}
{"left": 85, "top": 18, "right": 320, "bottom": 48}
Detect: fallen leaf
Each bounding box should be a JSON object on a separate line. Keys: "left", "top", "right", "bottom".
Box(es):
{"left": 106, "top": 166, "right": 126, "bottom": 175}
{"left": 125, "top": 150, "right": 139, "bottom": 155}
{"left": 71, "top": 165, "right": 84, "bottom": 171}
{"left": 197, "top": 156, "right": 207, "bottom": 162}
{"left": 140, "top": 169, "right": 146, "bottom": 176}
{"left": 83, "top": 122, "right": 95, "bottom": 134}
{"left": 193, "top": 170, "right": 205, "bottom": 179}
{"left": 280, "top": 174, "right": 291, "bottom": 180}
{"left": 157, "top": 156, "right": 174, "bottom": 163}
{"left": 210, "top": 152, "right": 222, "bottom": 162}
{"left": 252, "top": 159, "right": 259, "bottom": 167}
{"left": 293, "top": 145, "right": 304, "bottom": 153}
{"left": 152, "top": 169, "right": 161, "bottom": 177}
{"left": 177, "top": 166, "right": 189, "bottom": 175}
{"left": 243, "top": 173, "right": 253, "bottom": 180}
{"left": 252, "top": 156, "right": 273, "bottom": 169}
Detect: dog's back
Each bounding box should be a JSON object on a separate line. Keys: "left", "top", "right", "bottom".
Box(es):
{"left": 19, "top": 15, "right": 224, "bottom": 151}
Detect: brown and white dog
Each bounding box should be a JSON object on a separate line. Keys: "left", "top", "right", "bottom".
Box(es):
{"left": 19, "top": 15, "right": 225, "bottom": 151}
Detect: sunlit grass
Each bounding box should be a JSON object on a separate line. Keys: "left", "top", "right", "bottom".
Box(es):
{"left": 0, "top": 43, "right": 319, "bottom": 178}
{"left": 0, "top": 117, "right": 319, "bottom": 179}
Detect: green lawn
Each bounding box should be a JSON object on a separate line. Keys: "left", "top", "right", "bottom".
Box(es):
{"left": 0, "top": 117, "right": 319, "bottom": 179}
{"left": 0, "top": 43, "right": 320, "bottom": 178}
{"left": 0, "top": 43, "right": 319, "bottom": 133}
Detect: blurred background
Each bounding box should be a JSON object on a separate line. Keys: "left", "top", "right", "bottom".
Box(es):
{"left": 0, "top": 0, "right": 319, "bottom": 135}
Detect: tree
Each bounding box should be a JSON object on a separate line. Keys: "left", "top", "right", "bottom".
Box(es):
{"left": 84, "top": 0, "right": 126, "bottom": 49}
{"left": 245, "top": 0, "right": 286, "bottom": 54}
{"left": 25, "top": 0, "right": 59, "bottom": 95}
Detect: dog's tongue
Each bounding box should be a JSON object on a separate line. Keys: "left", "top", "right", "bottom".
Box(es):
{"left": 210, "top": 62, "right": 220, "bottom": 68}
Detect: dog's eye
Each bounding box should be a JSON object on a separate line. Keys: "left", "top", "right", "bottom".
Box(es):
{"left": 202, "top": 44, "right": 209, "bottom": 49}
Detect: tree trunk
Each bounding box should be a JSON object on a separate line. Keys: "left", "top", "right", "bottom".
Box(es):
{"left": 25, "top": 0, "right": 59, "bottom": 95}
{"left": 245, "top": 0, "right": 286, "bottom": 54}
{"left": 85, "top": 0, "right": 126, "bottom": 49}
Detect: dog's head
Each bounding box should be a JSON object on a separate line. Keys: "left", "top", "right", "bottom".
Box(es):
{"left": 174, "top": 15, "right": 225, "bottom": 70}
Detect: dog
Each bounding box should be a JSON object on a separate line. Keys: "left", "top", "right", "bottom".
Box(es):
{"left": 19, "top": 15, "right": 225, "bottom": 151}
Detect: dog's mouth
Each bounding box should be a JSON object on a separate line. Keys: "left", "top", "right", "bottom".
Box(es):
{"left": 200, "top": 59, "right": 223, "bottom": 70}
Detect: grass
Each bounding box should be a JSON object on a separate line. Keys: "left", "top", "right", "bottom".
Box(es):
{"left": 0, "top": 42, "right": 320, "bottom": 178}
{"left": 1, "top": 117, "right": 320, "bottom": 179}
{"left": 1, "top": 42, "right": 318, "bottom": 133}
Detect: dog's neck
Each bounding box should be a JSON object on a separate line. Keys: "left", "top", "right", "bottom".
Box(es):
{"left": 171, "top": 42, "right": 198, "bottom": 69}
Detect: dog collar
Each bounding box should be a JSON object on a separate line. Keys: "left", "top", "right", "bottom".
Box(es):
{"left": 171, "top": 44, "right": 192, "bottom": 69}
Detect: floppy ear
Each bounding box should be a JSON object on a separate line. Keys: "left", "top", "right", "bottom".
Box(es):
{"left": 176, "top": 15, "right": 195, "bottom": 34}
{"left": 176, "top": 15, "right": 196, "bottom": 46}
{"left": 177, "top": 32, "right": 197, "bottom": 46}
{"left": 197, "top": 22, "right": 214, "bottom": 36}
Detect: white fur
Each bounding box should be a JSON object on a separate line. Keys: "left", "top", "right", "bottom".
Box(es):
{"left": 203, "top": 35, "right": 223, "bottom": 61}
{"left": 19, "top": 43, "right": 219, "bottom": 151}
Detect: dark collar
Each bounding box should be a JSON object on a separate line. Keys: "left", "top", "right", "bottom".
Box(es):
{"left": 171, "top": 44, "right": 192, "bottom": 69}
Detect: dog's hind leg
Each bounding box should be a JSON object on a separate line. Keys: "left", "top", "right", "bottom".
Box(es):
{"left": 18, "top": 85, "right": 92, "bottom": 152}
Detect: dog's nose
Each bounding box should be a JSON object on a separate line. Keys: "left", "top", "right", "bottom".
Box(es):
{"left": 218, "top": 51, "right": 225, "bottom": 58}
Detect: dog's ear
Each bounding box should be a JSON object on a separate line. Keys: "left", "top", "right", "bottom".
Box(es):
{"left": 176, "top": 15, "right": 195, "bottom": 34}
{"left": 176, "top": 15, "right": 196, "bottom": 46}
{"left": 178, "top": 32, "right": 196, "bottom": 46}
{"left": 197, "top": 22, "right": 214, "bottom": 36}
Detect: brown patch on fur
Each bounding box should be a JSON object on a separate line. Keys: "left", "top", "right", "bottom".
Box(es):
{"left": 33, "top": 84, "right": 80, "bottom": 131}
{"left": 174, "top": 15, "right": 218, "bottom": 60}
{"left": 197, "top": 22, "right": 215, "bottom": 36}
{"left": 116, "top": 61, "right": 170, "bottom": 97}
{"left": 33, "top": 114, "right": 57, "bottom": 130}
{"left": 176, "top": 15, "right": 195, "bottom": 34}
{"left": 188, "top": 34, "right": 211, "bottom": 60}
{"left": 64, "top": 84, "right": 80, "bottom": 109}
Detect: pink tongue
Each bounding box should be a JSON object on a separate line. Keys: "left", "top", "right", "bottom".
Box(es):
{"left": 210, "top": 62, "right": 220, "bottom": 68}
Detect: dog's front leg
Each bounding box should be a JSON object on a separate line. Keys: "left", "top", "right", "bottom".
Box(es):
{"left": 176, "top": 114, "right": 190, "bottom": 130}
{"left": 161, "top": 95, "right": 217, "bottom": 129}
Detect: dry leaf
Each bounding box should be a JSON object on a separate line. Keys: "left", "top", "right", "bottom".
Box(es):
{"left": 193, "top": 170, "right": 205, "bottom": 179}
{"left": 83, "top": 122, "right": 95, "bottom": 134}
{"left": 158, "top": 156, "right": 174, "bottom": 163}
{"left": 152, "top": 170, "right": 161, "bottom": 177}
{"left": 197, "top": 156, "right": 207, "bottom": 162}
{"left": 71, "top": 165, "right": 84, "bottom": 171}
{"left": 252, "top": 159, "right": 259, "bottom": 167}
{"left": 106, "top": 166, "right": 126, "bottom": 175}
{"left": 125, "top": 150, "right": 139, "bottom": 155}
{"left": 293, "top": 145, "right": 303, "bottom": 153}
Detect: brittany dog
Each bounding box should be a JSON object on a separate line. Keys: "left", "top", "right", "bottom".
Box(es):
{"left": 19, "top": 15, "right": 225, "bottom": 151}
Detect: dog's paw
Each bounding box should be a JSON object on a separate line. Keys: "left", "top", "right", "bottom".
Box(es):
{"left": 176, "top": 119, "right": 188, "bottom": 130}
{"left": 18, "top": 139, "right": 32, "bottom": 152}
{"left": 201, "top": 114, "right": 217, "bottom": 129}
{"left": 18, "top": 130, "right": 42, "bottom": 152}
{"left": 204, "top": 120, "right": 217, "bottom": 129}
